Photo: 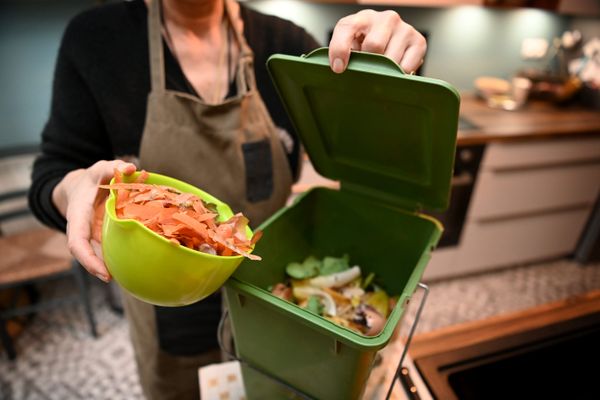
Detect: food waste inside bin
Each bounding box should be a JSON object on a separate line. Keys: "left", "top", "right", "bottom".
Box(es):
{"left": 223, "top": 47, "right": 460, "bottom": 400}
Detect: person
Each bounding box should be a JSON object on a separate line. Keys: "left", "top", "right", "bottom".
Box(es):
{"left": 29, "top": 0, "right": 426, "bottom": 399}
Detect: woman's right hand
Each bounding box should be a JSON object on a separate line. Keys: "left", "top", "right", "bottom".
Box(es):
{"left": 52, "top": 160, "right": 137, "bottom": 282}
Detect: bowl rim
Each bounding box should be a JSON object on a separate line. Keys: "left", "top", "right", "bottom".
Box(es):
{"left": 103, "top": 171, "right": 251, "bottom": 260}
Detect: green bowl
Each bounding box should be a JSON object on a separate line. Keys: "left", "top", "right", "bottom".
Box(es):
{"left": 101, "top": 172, "right": 251, "bottom": 307}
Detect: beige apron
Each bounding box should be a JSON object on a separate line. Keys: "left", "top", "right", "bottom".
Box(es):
{"left": 121, "top": 1, "right": 293, "bottom": 399}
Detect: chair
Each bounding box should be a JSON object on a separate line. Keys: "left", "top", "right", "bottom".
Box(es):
{"left": 0, "top": 147, "right": 97, "bottom": 360}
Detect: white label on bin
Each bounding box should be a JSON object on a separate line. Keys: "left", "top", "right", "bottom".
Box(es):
{"left": 199, "top": 360, "right": 246, "bottom": 400}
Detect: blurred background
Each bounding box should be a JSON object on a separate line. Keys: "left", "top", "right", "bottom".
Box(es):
{"left": 0, "top": 0, "right": 599, "bottom": 149}
{"left": 1, "top": 1, "right": 599, "bottom": 399}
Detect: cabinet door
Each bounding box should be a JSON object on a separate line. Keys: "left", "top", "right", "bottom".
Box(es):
{"left": 481, "top": 137, "right": 600, "bottom": 170}
{"left": 558, "top": 0, "right": 600, "bottom": 16}
{"left": 453, "top": 136, "right": 600, "bottom": 275}
{"left": 458, "top": 207, "right": 591, "bottom": 273}
{"left": 468, "top": 162, "right": 600, "bottom": 220}
{"left": 484, "top": 0, "right": 558, "bottom": 9}
{"left": 423, "top": 247, "right": 460, "bottom": 280}
{"left": 469, "top": 137, "right": 600, "bottom": 219}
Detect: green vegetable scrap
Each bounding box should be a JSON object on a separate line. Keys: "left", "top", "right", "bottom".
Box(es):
{"left": 361, "top": 272, "right": 375, "bottom": 289}
{"left": 320, "top": 254, "right": 350, "bottom": 276}
{"left": 285, "top": 256, "right": 321, "bottom": 279}
{"left": 271, "top": 254, "right": 393, "bottom": 336}
{"left": 306, "top": 295, "right": 324, "bottom": 315}
{"left": 285, "top": 254, "right": 351, "bottom": 279}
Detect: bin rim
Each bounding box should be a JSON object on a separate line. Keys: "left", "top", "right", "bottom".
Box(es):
{"left": 225, "top": 198, "right": 439, "bottom": 351}
{"left": 225, "top": 277, "right": 396, "bottom": 350}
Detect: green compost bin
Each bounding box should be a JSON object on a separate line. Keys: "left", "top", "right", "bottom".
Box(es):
{"left": 223, "top": 48, "right": 460, "bottom": 400}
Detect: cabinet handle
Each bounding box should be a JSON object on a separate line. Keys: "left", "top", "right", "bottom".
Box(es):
{"left": 451, "top": 172, "right": 473, "bottom": 187}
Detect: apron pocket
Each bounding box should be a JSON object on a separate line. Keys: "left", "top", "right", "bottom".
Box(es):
{"left": 155, "top": 292, "right": 222, "bottom": 356}
{"left": 242, "top": 138, "right": 273, "bottom": 202}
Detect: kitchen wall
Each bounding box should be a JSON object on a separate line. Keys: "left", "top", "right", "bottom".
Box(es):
{"left": 0, "top": 0, "right": 578, "bottom": 149}
{"left": 246, "top": 1, "right": 569, "bottom": 88}
{"left": 0, "top": 0, "right": 86, "bottom": 149}
{"left": 571, "top": 16, "right": 600, "bottom": 41}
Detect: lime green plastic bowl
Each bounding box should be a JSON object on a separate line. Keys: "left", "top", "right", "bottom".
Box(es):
{"left": 101, "top": 172, "right": 252, "bottom": 307}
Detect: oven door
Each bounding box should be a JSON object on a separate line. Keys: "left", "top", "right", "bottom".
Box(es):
{"left": 427, "top": 144, "right": 485, "bottom": 247}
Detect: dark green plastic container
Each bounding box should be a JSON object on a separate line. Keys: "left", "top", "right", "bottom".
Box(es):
{"left": 224, "top": 48, "right": 459, "bottom": 400}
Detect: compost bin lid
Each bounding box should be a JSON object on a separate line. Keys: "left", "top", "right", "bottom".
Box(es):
{"left": 267, "top": 48, "right": 460, "bottom": 211}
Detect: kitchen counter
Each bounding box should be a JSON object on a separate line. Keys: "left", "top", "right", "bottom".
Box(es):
{"left": 457, "top": 93, "right": 600, "bottom": 146}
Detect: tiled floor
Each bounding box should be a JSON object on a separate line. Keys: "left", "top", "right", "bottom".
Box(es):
{"left": 1, "top": 258, "right": 599, "bottom": 399}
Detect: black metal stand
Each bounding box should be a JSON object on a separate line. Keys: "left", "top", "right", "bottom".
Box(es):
{"left": 384, "top": 282, "right": 429, "bottom": 400}
{"left": 218, "top": 282, "right": 429, "bottom": 400}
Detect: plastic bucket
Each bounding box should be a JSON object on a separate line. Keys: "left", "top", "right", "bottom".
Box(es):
{"left": 224, "top": 187, "right": 441, "bottom": 399}
{"left": 102, "top": 172, "right": 252, "bottom": 307}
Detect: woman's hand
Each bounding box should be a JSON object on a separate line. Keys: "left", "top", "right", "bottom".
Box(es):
{"left": 329, "top": 9, "right": 427, "bottom": 74}
{"left": 52, "top": 160, "right": 137, "bottom": 282}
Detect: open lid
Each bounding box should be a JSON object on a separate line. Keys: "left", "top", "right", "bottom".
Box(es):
{"left": 268, "top": 48, "right": 460, "bottom": 211}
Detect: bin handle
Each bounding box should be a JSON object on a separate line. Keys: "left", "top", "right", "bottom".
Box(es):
{"left": 302, "top": 47, "right": 408, "bottom": 77}
{"left": 218, "top": 282, "right": 429, "bottom": 400}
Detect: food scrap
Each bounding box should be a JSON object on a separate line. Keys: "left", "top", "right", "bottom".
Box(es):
{"left": 270, "top": 255, "right": 395, "bottom": 336}
{"left": 98, "top": 169, "right": 262, "bottom": 260}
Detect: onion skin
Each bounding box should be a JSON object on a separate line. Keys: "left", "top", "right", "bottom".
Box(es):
{"left": 308, "top": 266, "right": 361, "bottom": 288}
{"left": 293, "top": 286, "right": 337, "bottom": 316}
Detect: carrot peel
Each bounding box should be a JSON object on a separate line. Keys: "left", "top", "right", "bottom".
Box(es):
{"left": 98, "top": 171, "right": 262, "bottom": 260}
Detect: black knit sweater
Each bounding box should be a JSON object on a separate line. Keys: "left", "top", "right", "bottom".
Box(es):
{"left": 29, "top": 0, "right": 319, "bottom": 231}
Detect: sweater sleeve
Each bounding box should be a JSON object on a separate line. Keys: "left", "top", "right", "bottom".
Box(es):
{"left": 29, "top": 15, "right": 114, "bottom": 232}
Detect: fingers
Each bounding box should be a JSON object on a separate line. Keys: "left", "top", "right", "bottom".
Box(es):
{"left": 329, "top": 9, "right": 427, "bottom": 74}
{"left": 63, "top": 159, "right": 137, "bottom": 282}
{"left": 329, "top": 12, "right": 369, "bottom": 73}
{"left": 360, "top": 10, "right": 398, "bottom": 55}
{"left": 94, "top": 159, "right": 136, "bottom": 183}
{"left": 69, "top": 233, "right": 110, "bottom": 282}
{"left": 398, "top": 42, "right": 426, "bottom": 75}
{"left": 67, "top": 193, "right": 110, "bottom": 282}
{"left": 384, "top": 23, "right": 427, "bottom": 74}
{"left": 117, "top": 161, "right": 137, "bottom": 176}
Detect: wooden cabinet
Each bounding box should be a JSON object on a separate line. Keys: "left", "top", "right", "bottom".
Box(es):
{"left": 425, "top": 136, "right": 600, "bottom": 280}
{"left": 306, "top": 0, "right": 482, "bottom": 6}
{"left": 458, "top": 207, "right": 591, "bottom": 272}
{"left": 306, "top": 0, "right": 600, "bottom": 14}
{"left": 483, "top": 0, "right": 558, "bottom": 10}
{"left": 349, "top": 0, "right": 482, "bottom": 6}
{"left": 468, "top": 139, "right": 600, "bottom": 219}
{"left": 558, "top": 0, "right": 600, "bottom": 16}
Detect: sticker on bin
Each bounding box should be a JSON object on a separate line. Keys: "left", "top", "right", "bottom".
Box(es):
{"left": 199, "top": 361, "right": 246, "bottom": 400}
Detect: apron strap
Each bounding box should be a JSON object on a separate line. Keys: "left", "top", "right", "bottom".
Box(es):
{"left": 223, "top": 0, "right": 256, "bottom": 95}
{"left": 236, "top": 55, "right": 256, "bottom": 95}
{"left": 148, "top": 0, "right": 166, "bottom": 92}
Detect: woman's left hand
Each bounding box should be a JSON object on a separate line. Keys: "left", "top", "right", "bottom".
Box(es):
{"left": 328, "top": 9, "right": 427, "bottom": 74}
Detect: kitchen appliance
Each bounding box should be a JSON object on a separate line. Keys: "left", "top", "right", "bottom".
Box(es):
{"left": 411, "top": 292, "right": 600, "bottom": 400}
{"left": 428, "top": 143, "right": 485, "bottom": 248}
